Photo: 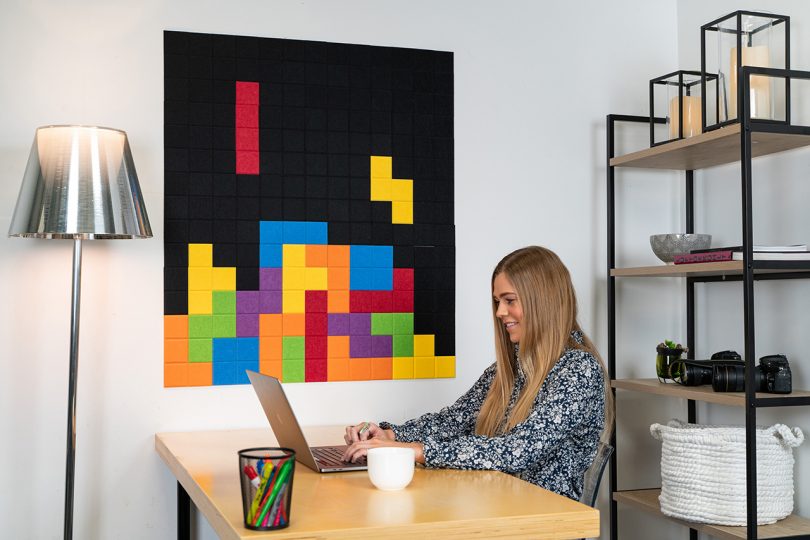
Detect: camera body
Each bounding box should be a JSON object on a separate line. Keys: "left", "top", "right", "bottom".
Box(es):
{"left": 712, "top": 354, "right": 792, "bottom": 394}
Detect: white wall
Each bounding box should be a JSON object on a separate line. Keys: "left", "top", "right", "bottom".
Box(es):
{"left": 0, "top": 1, "right": 707, "bottom": 539}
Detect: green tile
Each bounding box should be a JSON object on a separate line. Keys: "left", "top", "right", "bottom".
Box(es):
{"left": 393, "top": 334, "right": 414, "bottom": 357}
{"left": 371, "top": 313, "right": 394, "bottom": 335}
{"left": 212, "top": 314, "right": 236, "bottom": 337}
{"left": 188, "top": 315, "right": 213, "bottom": 338}
{"left": 188, "top": 338, "right": 212, "bottom": 362}
{"left": 283, "top": 336, "right": 305, "bottom": 360}
{"left": 283, "top": 360, "right": 305, "bottom": 382}
{"left": 393, "top": 313, "right": 414, "bottom": 335}
{"left": 212, "top": 291, "right": 236, "bottom": 314}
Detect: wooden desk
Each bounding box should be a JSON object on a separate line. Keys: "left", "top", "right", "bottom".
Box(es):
{"left": 156, "top": 427, "right": 599, "bottom": 539}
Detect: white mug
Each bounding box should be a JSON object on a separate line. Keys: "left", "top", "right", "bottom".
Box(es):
{"left": 367, "top": 447, "right": 415, "bottom": 491}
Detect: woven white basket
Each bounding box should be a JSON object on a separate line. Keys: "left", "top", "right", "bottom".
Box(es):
{"left": 649, "top": 419, "right": 804, "bottom": 525}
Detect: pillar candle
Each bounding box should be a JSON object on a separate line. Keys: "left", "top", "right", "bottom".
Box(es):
{"left": 729, "top": 46, "right": 771, "bottom": 119}
{"left": 669, "top": 95, "right": 702, "bottom": 139}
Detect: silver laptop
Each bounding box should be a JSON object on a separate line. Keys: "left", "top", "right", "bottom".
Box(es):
{"left": 247, "top": 370, "right": 367, "bottom": 472}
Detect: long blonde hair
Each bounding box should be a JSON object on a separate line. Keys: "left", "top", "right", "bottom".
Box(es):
{"left": 475, "top": 246, "right": 614, "bottom": 441}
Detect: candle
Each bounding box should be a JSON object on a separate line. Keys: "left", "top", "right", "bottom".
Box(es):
{"left": 729, "top": 46, "right": 771, "bottom": 119}
{"left": 669, "top": 95, "right": 702, "bottom": 139}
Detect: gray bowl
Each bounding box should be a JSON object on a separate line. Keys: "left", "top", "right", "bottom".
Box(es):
{"left": 650, "top": 233, "right": 712, "bottom": 263}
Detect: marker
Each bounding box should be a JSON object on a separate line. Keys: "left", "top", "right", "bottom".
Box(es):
{"left": 243, "top": 465, "right": 260, "bottom": 489}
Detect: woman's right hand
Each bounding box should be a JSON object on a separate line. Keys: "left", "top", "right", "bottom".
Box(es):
{"left": 344, "top": 422, "right": 395, "bottom": 444}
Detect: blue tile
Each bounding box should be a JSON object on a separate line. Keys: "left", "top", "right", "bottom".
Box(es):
{"left": 282, "top": 221, "right": 307, "bottom": 244}
{"left": 237, "top": 337, "right": 259, "bottom": 362}
{"left": 371, "top": 268, "right": 393, "bottom": 290}
{"left": 351, "top": 245, "right": 393, "bottom": 268}
{"left": 259, "top": 244, "right": 282, "bottom": 267}
{"left": 213, "top": 361, "right": 237, "bottom": 385}
{"left": 350, "top": 267, "right": 375, "bottom": 290}
{"left": 213, "top": 338, "right": 237, "bottom": 362}
{"left": 236, "top": 361, "right": 259, "bottom": 384}
{"left": 306, "top": 222, "right": 328, "bottom": 244}
{"left": 260, "top": 221, "right": 283, "bottom": 244}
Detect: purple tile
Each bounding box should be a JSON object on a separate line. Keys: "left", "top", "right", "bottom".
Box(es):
{"left": 371, "top": 335, "right": 392, "bottom": 357}
{"left": 328, "top": 313, "right": 350, "bottom": 335}
{"left": 350, "top": 335, "right": 372, "bottom": 358}
{"left": 259, "top": 291, "right": 282, "bottom": 314}
{"left": 237, "top": 291, "right": 259, "bottom": 314}
{"left": 237, "top": 314, "right": 259, "bottom": 337}
{"left": 260, "top": 268, "right": 282, "bottom": 290}
{"left": 349, "top": 313, "right": 371, "bottom": 336}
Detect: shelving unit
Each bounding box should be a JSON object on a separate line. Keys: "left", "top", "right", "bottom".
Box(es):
{"left": 607, "top": 67, "right": 810, "bottom": 540}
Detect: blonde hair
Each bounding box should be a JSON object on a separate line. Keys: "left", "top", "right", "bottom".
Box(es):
{"left": 475, "top": 246, "right": 614, "bottom": 441}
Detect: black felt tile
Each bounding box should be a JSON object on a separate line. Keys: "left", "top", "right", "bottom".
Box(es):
{"left": 211, "top": 33, "right": 236, "bottom": 57}
{"left": 327, "top": 64, "right": 349, "bottom": 87}
{"left": 327, "top": 132, "right": 349, "bottom": 155}
{"left": 350, "top": 88, "right": 371, "bottom": 110}
{"left": 435, "top": 333, "right": 455, "bottom": 357}
{"left": 415, "top": 246, "right": 437, "bottom": 268}
{"left": 371, "top": 90, "right": 392, "bottom": 112}
{"left": 283, "top": 84, "right": 307, "bottom": 108}
{"left": 165, "top": 220, "right": 189, "bottom": 243}
{"left": 212, "top": 57, "right": 236, "bottom": 80}
{"left": 371, "top": 203, "right": 390, "bottom": 224}
{"left": 212, "top": 173, "right": 236, "bottom": 196}
{"left": 414, "top": 313, "right": 434, "bottom": 334}
{"left": 414, "top": 114, "right": 433, "bottom": 136}
{"left": 236, "top": 57, "right": 260, "bottom": 80}
{"left": 212, "top": 150, "right": 235, "bottom": 173}
{"left": 392, "top": 156, "right": 413, "bottom": 179}
{"left": 371, "top": 223, "right": 393, "bottom": 245}
{"left": 165, "top": 148, "right": 189, "bottom": 172}
{"left": 164, "top": 31, "right": 188, "bottom": 54}
{"left": 212, "top": 103, "right": 234, "bottom": 127}
{"left": 394, "top": 246, "right": 414, "bottom": 267}
{"left": 306, "top": 85, "right": 329, "bottom": 108}
{"left": 327, "top": 177, "right": 350, "bottom": 199}
{"left": 328, "top": 154, "right": 349, "bottom": 176}
{"left": 349, "top": 110, "right": 370, "bottom": 133}
{"left": 212, "top": 127, "right": 234, "bottom": 151}
{"left": 213, "top": 196, "right": 237, "bottom": 220}
{"left": 328, "top": 199, "right": 350, "bottom": 222}
{"left": 349, "top": 200, "right": 371, "bottom": 222}
{"left": 392, "top": 134, "right": 413, "bottom": 156}
{"left": 328, "top": 222, "right": 351, "bottom": 245}
{"left": 283, "top": 129, "right": 306, "bottom": 152}
{"left": 350, "top": 222, "right": 373, "bottom": 244}
{"left": 237, "top": 175, "right": 260, "bottom": 196}
{"left": 237, "top": 267, "right": 259, "bottom": 291}
{"left": 391, "top": 69, "right": 413, "bottom": 91}
{"left": 327, "top": 109, "right": 349, "bottom": 132}
{"left": 259, "top": 38, "right": 283, "bottom": 60}
{"left": 305, "top": 198, "right": 328, "bottom": 221}
{"left": 164, "top": 291, "right": 188, "bottom": 315}
{"left": 237, "top": 243, "right": 260, "bottom": 267}
{"left": 187, "top": 33, "right": 212, "bottom": 56}
{"left": 189, "top": 149, "right": 213, "bottom": 173}
{"left": 188, "top": 102, "right": 213, "bottom": 126}
{"left": 261, "top": 106, "right": 284, "bottom": 129}
{"left": 212, "top": 220, "right": 236, "bottom": 243}
{"left": 236, "top": 220, "right": 259, "bottom": 244}
{"left": 189, "top": 126, "right": 213, "bottom": 149}
{"left": 349, "top": 176, "right": 369, "bottom": 200}
{"left": 306, "top": 63, "right": 328, "bottom": 86}
{"left": 282, "top": 175, "right": 306, "bottom": 198}
{"left": 165, "top": 78, "right": 188, "bottom": 102}
{"left": 260, "top": 175, "right": 283, "bottom": 197}
{"left": 305, "top": 131, "right": 327, "bottom": 153}
{"left": 236, "top": 196, "right": 260, "bottom": 220}
{"left": 165, "top": 101, "right": 189, "bottom": 125}
{"left": 188, "top": 220, "right": 212, "bottom": 243}
{"left": 261, "top": 152, "right": 283, "bottom": 175}
{"left": 260, "top": 62, "right": 284, "bottom": 85}
{"left": 164, "top": 55, "right": 189, "bottom": 78}
{"left": 189, "top": 196, "right": 213, "bottom": 219}
{"left": 370, "top": 133, "right": 391, "bottom": 155}
{"left": 349, "top": 133, "right": 370, "bottom": 155}
{"left": 283, "top": 198, "right": 306, "bottom": 220}
{"left": 188, "top": 78, "right": 213, "bottom": 103}
{"left": 328, "top": 87, "right": 349, "bottom": 109}
{"left": 306, "top": 175, "right": 328, "bottom": 197}
{"left": 260, "top": 197, "right": 284, "bottom": 220}
{"left": 283, "top": 153, "right": 306, "bottom": 175}
{"left": 261, "top": 128, "right": 284, "bottom": 152}
{"left": 164, "top": 243, "right": 188, "bottom": 267}
{"left": 349, "top": 65, "right": 371, "bottom": 89}
{"left": 236, "top": 36, "right": 259, "bottom": 58}
{"left": 165, "top": 172, "right": 189, "bottom": 196}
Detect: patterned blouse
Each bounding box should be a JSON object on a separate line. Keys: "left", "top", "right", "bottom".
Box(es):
{"left": 379, "top": 331, "right": 605, "bottom": 500}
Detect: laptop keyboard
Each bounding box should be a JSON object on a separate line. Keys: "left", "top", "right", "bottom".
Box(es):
{"left": 313, "top": 446, "right": 366, "bottom": 467}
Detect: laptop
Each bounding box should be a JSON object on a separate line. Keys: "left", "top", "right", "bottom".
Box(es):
{"left": 246, "top": 370, "right": 367, "bottom": 472}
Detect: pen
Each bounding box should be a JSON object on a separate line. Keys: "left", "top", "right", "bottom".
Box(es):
{"left": 358, "top": 422, "right": 370, "bottom": 435}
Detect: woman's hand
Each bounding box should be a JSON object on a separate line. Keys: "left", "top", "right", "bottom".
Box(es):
{"left": 342, "top": 438, "right": 425, "bottom": 464}
{"left": 343, "top": 422, "right": 395, "bottom": 444}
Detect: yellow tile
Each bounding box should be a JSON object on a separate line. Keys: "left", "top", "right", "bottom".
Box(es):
{"left": 283, "top": 266, "right": 306, "bottom": 290}
{"left": 305, "top": 267, "right": 328, "bottom": 290}
{"left": 282, "top": 290, "right": 305, "bottom": 313}
{"left": 390, "top": 179, "right": 413, "bottom": 202}
{"left": 370, "top": 155, "right": 392, "bottom": 179}
{"left": 188, "top": 244, "right": 213, "bottom": 267}
{"left": 370, "top": 177, "right": 392, "bottom": 202}
{"left": 414, "top": 357, "right": 436, "bottom": 379}
{"left": 188, "top": 267, "right": 212, "bottom": 291}
{"left": 188, "top": 291, "right": 212, "bottom": 314}
{"left": 392, "top": 201, "right": 413, "bottom": 224}
{"left": 283, "top": 244, "right": 306, "bottom": 267}
{"left": 436, "top": 356, "right": 456, "bottom": 378}
{"left": 393, "top": 357, "right": 414, "bottom": 379}
{"left": 413, "top": 334, "right": 435, "bottom": 357}
{"left": 211, "top": 267, "right": 236, "bottom": 290}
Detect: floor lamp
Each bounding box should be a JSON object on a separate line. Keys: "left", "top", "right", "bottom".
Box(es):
{"left": 8, "top": 125, "right": 152, "bottom": 540}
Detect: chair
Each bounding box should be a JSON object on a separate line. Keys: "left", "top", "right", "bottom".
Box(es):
{"left": 580, "top": 442, "right": 614, "bottom": 508}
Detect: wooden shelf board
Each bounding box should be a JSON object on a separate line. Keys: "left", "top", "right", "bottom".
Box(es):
{"left": 610, "top": 123, "right": 810, "bottom": 170}
{"left": 611, "top": 378, "right": 810, "bottom": 407}
{"left": 614, "top": 489, "right": 810, "bottom": 539}
{"left": 611, "top": 261, "right": 810, "bottom": 277}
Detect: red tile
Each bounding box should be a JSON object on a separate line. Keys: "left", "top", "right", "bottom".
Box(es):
{"left": 306, "top": 290, "right": 328, "bottom": 313}
{"left": 393, "top": 268, "right": 414, "bottom": 290}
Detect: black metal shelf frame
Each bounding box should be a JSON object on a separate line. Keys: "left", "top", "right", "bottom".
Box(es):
{"left": 607, "top": 67, "right": 810, "bottom": 540}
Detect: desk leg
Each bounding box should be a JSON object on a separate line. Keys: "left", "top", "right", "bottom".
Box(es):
{"left": 178, "top": 482, "right": 191, "bottom": 540}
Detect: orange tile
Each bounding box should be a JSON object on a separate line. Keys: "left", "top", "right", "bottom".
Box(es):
{"left": 187, "top": 363, "right": 212, "bottom": 386}
{"left": 282, "top": 313, "right": 306, "bottom": 336}
{"left": 259, "top": 313, "right": 282, "bottom": 337}
{"left": 260, "top": 360, "right": 283, "bottom": 380}
{"left": 164, "top": 363, "right": 188, "bottom": 387}
{"left": 327, "top": 290, "right": 350, "bottom": 312}
{"left": 260, "top": 337, "right": 283, "bottom": 361}
{"left": 327, "top": 245, "right": 350, "bottom": 267}
{"left": 306, "top": 245, "right": 328, "bottom": 267}
{"left": 328, "top": 267, "right": 350, "bottom": 290}
{"left": 327, "top": 336, "right": 350, "bottom": 358}
{"left": 370, "top": 357, "right": 393, "bottom": 380}
{"left": 328, "top": 358, "right": 350, "bottom": 381}
{"left": 164, "top": 315, "right": 188, "bottom": 339}
{"left": 348, "top": 358, "right": 371, "bottom": 381}
{"left": 164, "top": 338, "right": 188, "bottom": 363}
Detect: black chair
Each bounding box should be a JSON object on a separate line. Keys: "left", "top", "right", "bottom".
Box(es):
{"left": 580, "top": 442, "right": 614, "bottom": 508}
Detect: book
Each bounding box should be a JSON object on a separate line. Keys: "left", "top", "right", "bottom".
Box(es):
{"left": 674, "top": 251, "right": 734, "bottom": 264}
{"left": 692, "top": 244, "right": 808, "bottom": 254}
{"left": 732, "top": 251, "right": 810, "bottom": 261}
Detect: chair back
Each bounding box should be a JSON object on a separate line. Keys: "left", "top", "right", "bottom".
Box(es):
{"left": 580, "top": 442, "right": 614, "bottom": 507}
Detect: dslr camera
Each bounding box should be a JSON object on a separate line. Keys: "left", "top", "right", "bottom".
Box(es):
{"left": 713, "top": 354, "right": 792, "bottom": 394}
{"left": 670, "top": 351, "right": 792, "bottom": 394}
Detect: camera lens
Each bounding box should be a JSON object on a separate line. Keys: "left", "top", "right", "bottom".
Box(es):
{"left": 712, "top": 364, "right": 745, "bottom": 392}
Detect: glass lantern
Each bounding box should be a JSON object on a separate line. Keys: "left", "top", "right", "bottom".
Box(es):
{"left": 701, "top": 10, "right": 789, "bottom": 130}
{"left": 650, "top": 70, "right": 714, "bottom": 146}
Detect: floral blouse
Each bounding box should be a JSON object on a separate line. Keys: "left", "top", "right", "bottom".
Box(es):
{"left": 379, "top": 331, "right": 605, "bottom": 500}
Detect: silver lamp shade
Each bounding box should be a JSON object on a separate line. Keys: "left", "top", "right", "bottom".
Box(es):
{"left": 9, "top": 125, "right": 152, "bottom": 239}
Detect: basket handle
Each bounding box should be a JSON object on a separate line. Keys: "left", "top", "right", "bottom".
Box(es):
{"left": 768, "top": 424, "right": 805, "bottom": 448}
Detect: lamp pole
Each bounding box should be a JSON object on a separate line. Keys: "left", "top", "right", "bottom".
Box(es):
{"left": 64, "top": 239, "right": 82, "bottom": 540}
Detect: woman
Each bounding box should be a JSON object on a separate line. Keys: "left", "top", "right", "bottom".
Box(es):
{"left": 343, "top": 246, "right": 613, "bottom": 501}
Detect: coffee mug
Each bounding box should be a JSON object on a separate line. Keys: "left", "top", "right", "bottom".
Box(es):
{"left": 366, "top": 447, "right": 415, "bottom": 491}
